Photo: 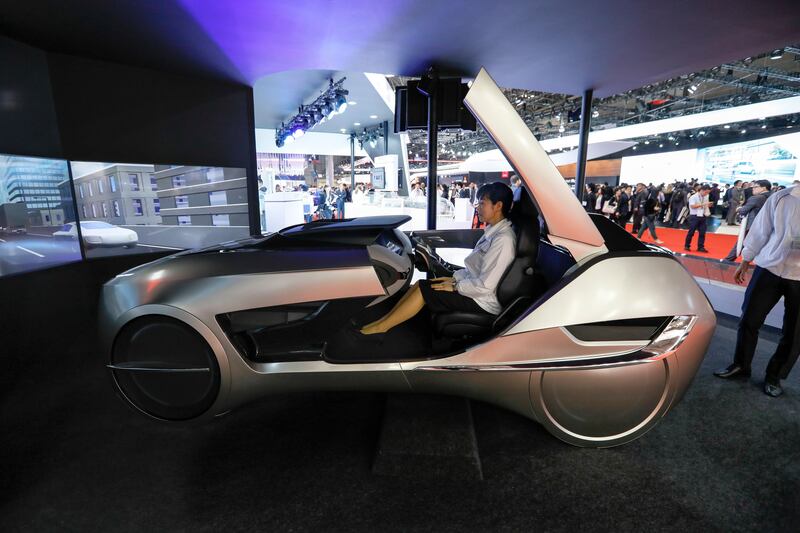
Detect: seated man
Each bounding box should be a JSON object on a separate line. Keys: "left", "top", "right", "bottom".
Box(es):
{"left": 360, "top": 182, "right": 516, "bottom": 335}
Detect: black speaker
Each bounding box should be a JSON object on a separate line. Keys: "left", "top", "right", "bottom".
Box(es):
{"left": 394, "top": 79, "right": 477, "bottom": 133}
{"left": 394, "top": 87, "right": 407, "bottom": 133}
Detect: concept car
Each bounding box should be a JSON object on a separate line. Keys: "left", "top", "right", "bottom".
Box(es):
{"left": 100, "top": 69, "right": 715, "bottom": 447}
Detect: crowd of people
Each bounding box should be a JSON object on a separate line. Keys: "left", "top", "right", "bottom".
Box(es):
{"left": 584, "top": 179, "right": 792, "bottom": 253}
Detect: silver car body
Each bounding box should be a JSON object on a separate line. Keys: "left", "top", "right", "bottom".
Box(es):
{"left": 100, "top": 69, "right": 715, "bottom": 447}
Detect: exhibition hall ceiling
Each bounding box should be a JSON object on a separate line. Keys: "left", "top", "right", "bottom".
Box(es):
{"left": 404, "top": 46, "right": 800, "bottom": 161}
{"left": 1, "top": 0, "right": 799, "bottom": 97}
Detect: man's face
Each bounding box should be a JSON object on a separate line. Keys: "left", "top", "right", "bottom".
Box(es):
{"left": 701, "top": 189, "right": 710, "bottom": 197}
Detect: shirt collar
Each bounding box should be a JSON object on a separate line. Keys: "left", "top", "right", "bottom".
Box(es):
{"left": 484, "top": 217, "right": 511, "bottom": 239}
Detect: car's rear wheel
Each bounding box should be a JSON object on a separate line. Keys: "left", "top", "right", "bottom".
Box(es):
{"left": 109, "top": 315, "right": 221, "bottom": 421}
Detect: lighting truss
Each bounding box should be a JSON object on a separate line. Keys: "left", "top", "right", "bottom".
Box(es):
{"left": 275, "top": 77, "right": 349, "bottom": 147}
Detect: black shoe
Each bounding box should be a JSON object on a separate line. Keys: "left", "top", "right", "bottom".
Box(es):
{"left": 714, "top": 364, "right": 751, "bottom": 379}
{"left": 684, "top": 246, "right": 691, "bottom": 251}
{"left": 764, "top": 379, "right": 783, "bottom": 397}
{"left": 697, "top": 248, "right": 709, "bottom": 253}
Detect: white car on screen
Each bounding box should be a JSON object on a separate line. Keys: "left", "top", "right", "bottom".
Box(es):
{"left": 54, "top": 221, "right": 138, "bottom": 248}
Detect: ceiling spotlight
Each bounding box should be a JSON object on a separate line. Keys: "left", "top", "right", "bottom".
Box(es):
{"left": 698, "top": 130, "right": 706, "bottom": 136}
{"left": 761, "top": 124, "right": 767, "bottom": 129}
{"left": 724, "top": 124, "right": 731, "bottom": 129}
{"left": 348, "top": 101, "right": 357, "bottom": 106}
{"left": 369, "top": 114, "right": 378, "bottom": 119}
{"left": 659, "top": 143, "right": 664, "bottom": 148}
{"left": 632, "top": 146, "right": 638, "bottom": 150}
{"left": 740, "top": 129, "right": 746, "bottom": 134}
{"left": 274, "top": 76, "right": 349, "bottom": 147}
{"left": 770, "top": 48, "right": 784, "bottom": 60}
{"left": 354, "top": 122, "right": 361, "bottom": 126}
{"left": 644, "top": 140, "right": 650, "bottom": 145}
{"left": 591, "top": 110, "right": 599, "bottom": 118}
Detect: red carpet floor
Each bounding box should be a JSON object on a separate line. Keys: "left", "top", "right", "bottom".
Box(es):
{"left": 625, "top": 223, "right": 739, "bottom": 262}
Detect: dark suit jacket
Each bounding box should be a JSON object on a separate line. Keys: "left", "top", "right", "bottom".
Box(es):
{"left": 739, "top": 191, "right": 769, "bottom": 223}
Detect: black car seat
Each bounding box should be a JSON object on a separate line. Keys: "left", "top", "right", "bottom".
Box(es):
{"left": 432, "top": 189, "right": 543, "bottom": 342}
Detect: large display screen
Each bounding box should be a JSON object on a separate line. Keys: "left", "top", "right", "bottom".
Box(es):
{"left": 0, "top": 154, "right": 81, "bottom": 277}
{"left": 69, "top": 161, "right": 250, "bottom": 259}
{"left": 620, "top": 131, "right": 800, "bottom": 186}
{"left": 696, "top": 132, "right": 800, "bottom": 185}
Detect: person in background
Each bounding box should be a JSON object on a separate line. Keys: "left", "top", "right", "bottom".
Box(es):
{"left": 670, "top": 184, "right": 688, "bottom": 227}
{"left": 742, "top": 181, "right": 753, "bottom": 201}
{"left": 722, "top": 180, "right": 772, "bottom": 262}
{"left": 684, "top": 184, "right": 712, "bottom": 253}
{"left": 510, "top": 174, "right": 522, "bottom": 202}
{"left": 335, "top": 182, "right": 347, "bottom": 219}
{"left": 606, "top": 188, "right": 621, "bottom": 226}
{"left": 469, "top": 182, "right": 478, "bottom": 203}
{"left": 637, "top": 188, "right": 664, "bottom": 243}
{"left": 622, "top": 184, "right": 634, "bottom": 227}
{"left": 630, "top": 183, "right": 647, "bottom": 234}
{"left": 725, "top": 180, "right": 744, "bottom": 225}
{"left": 585, "top": 184, "right": 597, "bottom": 214}
{"left": 714, "top": 180, "right": 800, "bottom": 397}
{"left": 709, "top": 184, "right": 721, "bottom": 217}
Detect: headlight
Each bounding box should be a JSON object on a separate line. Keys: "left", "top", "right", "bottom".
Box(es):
{"left": 641, "top": 315, "right": 696, "bottom": 361}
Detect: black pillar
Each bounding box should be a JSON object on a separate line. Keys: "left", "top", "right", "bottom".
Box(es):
{"left": 419, "top": 68, "right": 439, "bottom": 230}
{"left": 245, "top": 86, "right": 261, "bottom": 236}
{"left": 350, "top": 133, "right": 356, "bottom": 189}
{"left": 574, "top": 88, "right": 593, "bottom": 204}
{"left": 383, "top": 120, "right": 389, "bottom": 155}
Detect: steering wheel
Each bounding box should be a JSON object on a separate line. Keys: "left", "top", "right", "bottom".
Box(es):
{"left": 410, "top": 234, "right": 458, "bottom": 278}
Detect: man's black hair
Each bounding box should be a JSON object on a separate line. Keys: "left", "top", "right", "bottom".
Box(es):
{"left": 756, "top": 179, "right": 772, "bottom": 189}
{"left": 476, "top": 181, "right": 514, "bottom": 217}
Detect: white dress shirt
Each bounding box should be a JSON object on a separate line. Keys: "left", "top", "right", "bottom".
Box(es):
{"left": 688, "top": 192, "right": 710, "bottom": 216}
{"left": 742, "top": 185, "right": 800, "bottom": 281}
{"left": 453, "top": 218, "right": 516, "bottom": 314}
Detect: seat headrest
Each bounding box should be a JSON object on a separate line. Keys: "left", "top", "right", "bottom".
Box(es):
{"left": 509, "top": 189, "right": 539, "bottom": 255}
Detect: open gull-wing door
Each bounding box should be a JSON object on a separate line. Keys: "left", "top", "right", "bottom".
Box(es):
{"left": 463, "top": 68, "right": 606, "bottom": 260}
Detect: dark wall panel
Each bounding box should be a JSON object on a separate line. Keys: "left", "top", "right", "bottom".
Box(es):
{"left": 0, "top": 35, "right": 62, "bottom": 157}
{"left": 46, "top": 52, "right": 252, "bottom": 168}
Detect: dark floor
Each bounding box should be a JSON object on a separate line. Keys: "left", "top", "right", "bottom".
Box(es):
{"left": 2, "top": 320, "right": 799, "bottom": 532}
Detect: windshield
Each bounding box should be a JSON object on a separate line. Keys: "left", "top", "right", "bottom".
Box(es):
{"left": 80, "top": 221, "right": 114, "bottom": 229}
